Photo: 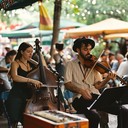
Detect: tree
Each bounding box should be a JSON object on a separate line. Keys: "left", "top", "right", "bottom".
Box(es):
{"left": 50, "top": 0, "right": 62, "bottom": 57}
{"left": 1, "top": 0, "right": 128, "bottom": 26}
{"left": 61, "top": 0, "right": 128, "bottom": 24}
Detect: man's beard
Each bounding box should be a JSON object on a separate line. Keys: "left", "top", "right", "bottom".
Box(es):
{"left": 80, "top": 51, "right": 91, "bottom": 60}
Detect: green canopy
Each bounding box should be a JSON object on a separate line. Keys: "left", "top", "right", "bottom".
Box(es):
{"left": 0, "top": 28, "right": 65, "bottom": 45}
{"left": 14, "top": 19, "right": 86, "bottom": 31}
{"left": 0, "top": 19, "right": 85, "bottom": 45}
{"left": 0, "top": 28, "right": 53, "bottom": 38}
{"left": 41, "top": 32, "right": 64, "bottom": 45}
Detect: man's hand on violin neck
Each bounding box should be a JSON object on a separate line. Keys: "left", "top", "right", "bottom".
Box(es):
{"left": 107, "top": 72, "right": 116, "bottom": 80}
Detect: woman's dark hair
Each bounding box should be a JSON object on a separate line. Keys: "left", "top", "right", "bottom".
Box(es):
{"left": 15, "top": 42, "right": 33, "bottom": 60}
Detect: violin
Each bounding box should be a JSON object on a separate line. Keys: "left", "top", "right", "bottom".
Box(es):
{"left": 83, "top": 54, "right": 127, "bottom": 85}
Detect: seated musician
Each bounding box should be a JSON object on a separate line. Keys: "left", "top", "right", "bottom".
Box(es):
{"left": 0, "top": 50, "right": 17, "bottom": 116}
{"left": 0, "top": 50, "right": 17, "bottom": 91}
{"left": 64, "top": 37, "right": 128, "bottom": 128}
{"left": 6, "top": 42, "right": 43, "bottom": 128}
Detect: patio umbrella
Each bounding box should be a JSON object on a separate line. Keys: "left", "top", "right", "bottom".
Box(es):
{"left": 0, "top": 28, "right": 65, "bottom": 45}
{"left": 13, "top": 20, "right": 85, "bottom": 31}
{"left": 104, "top": 33, "right": 128, "bottom": 40}
{"left": 0, "top": 28, "right": 53, "bottom": 38}
{"left": 64, "top": 18, "right": 128, "bottom": 39}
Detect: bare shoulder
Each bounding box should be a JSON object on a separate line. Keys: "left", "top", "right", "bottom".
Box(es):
{"left": 11, "top": 60, "right": 19, "bottom": 68}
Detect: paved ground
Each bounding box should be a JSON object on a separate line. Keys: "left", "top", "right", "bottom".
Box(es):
{"left": 107, "top": 114, "right": 117, "bottom": 128}
{"left": 0, "top": 116, "right": 23, "bottom": 128}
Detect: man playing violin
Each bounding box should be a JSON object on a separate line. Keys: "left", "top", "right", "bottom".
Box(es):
{"left": 64, "top": 37, "right": 128, "bottom": 128}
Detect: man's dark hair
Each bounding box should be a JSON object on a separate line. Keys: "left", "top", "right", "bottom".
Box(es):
{"left": 108, "top": 52, "right": 115, "bottom": 58}
{"left": 73, "top": 37, "right": 95, "bottom": 52}
{"left": 5, "top": 50, "right": 17, "bottom": 59}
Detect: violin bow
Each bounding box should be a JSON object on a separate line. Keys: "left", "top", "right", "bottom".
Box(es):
{"left": 83, "top": 50, "right": 105, "bottom": 83}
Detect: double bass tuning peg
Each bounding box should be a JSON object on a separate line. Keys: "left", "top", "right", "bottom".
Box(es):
{"left": 35, "top": 39, "right": 40, "bottom": 44}
{"left": 34, "top": 39, "right": 42, "bottom": 51}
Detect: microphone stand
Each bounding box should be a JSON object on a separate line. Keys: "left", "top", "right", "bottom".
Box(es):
{"left": 48, "top": 64, "right": 64, "bottom": 110}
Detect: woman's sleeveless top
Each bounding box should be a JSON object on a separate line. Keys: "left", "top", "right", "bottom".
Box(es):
{"left": 9, "top": 62, "right": 35, "bottom": 99}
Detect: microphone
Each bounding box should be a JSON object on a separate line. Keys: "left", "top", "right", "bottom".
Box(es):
{"left": 48, "top": 64, "right": 64, "bottom": 81}
{"left": 48, "top": 64, "right": 59, "bottom": 76}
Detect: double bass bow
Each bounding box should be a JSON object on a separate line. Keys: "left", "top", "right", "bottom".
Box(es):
{"left": 25, "top": 39, "right": 64, "bottom": 113}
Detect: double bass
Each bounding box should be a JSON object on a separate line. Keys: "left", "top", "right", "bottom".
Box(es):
{"left": 25, "top": 39, "right": 65, "bottom": 113}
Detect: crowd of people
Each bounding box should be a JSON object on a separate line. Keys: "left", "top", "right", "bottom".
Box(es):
{"left": 0, "top": 38, "right": 128, "bottom": 128}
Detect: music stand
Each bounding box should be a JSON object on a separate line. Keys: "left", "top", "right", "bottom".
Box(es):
{"left": 89, "top": 86, "right": 128, "bottom": 110}
{"left": 48, "top": 64, "right": 65, "bottom": 110}
{"left": 88, "top": 85, "right": 128, "bottom": 128}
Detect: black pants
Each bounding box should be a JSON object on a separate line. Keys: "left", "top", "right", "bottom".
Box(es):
{"left": 72, "top": 95, "right": 128, "bottom": 128}
{"left": 72, "top": 94, "right": 100, "bottom": 128}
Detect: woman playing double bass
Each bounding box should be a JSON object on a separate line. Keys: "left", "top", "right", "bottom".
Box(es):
{"left": 6, "top": 42, "right": 43, "bottom": 128}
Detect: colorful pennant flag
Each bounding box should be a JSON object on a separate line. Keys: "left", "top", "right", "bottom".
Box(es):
{"left": 38, "top": 1, "right": 53, "bottom": 30}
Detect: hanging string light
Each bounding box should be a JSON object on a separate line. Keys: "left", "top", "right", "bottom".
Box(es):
{"left": 0, "top": 0, "right": 126, "bottom": 23}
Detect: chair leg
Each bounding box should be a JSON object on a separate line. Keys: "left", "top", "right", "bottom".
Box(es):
{"left": 11, "top": 123, "right": 18, "bottom": 128}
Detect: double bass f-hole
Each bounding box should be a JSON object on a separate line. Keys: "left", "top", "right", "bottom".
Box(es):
{"left": 31, "top": 89, "right": 50, "bottom": 104}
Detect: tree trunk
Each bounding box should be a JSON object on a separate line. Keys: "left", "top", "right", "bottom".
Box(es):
{"left": 50, "top": 0, "right": 62, "bottom": 57}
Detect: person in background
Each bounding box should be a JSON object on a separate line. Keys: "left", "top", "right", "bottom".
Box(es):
{"left": 1, "top": 46, "right": 11, "bottom": 57}
{"left": 108, "top": 52, "right": 117, "bottom": 71}
{"left": 110, "top": 53, "right": 124, "bottom": 72}
{"left": 0, "top": 50, "right": 17, "bottom": 90}
{"left": 6, "top": 42, "right": 43, "bottom": 128}
{"left": 0, "top": 50, "right": 17, "bottom": 116}
{"left": 107, "top": 52, "right": 124, "bottom": 87}
{"left": 108, "top": 52, "right": 119, "bottom": 87}
{"left": 116, "top": 52, "right": 128, "bottom": 104}
{"left": 116, "top": 52, "right": 128, "bottom": 77}
{"left": 98, "top": 53, "right": 109, "bottom": 128}
{"left": 64, "top": 37, "right": 128, "bottom": 128}
{"left": 53, "top": 43, "right": 75, "bottom": 112}
{"left": 53, "top": 43, "right": 66, "bottom": 77}
{"left": 99, "top": 52, "right": 109, "bottom": 80}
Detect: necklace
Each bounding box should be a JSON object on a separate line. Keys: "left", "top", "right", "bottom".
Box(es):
{"left": 78, "top": 62, "right": 89, "bottom": 80}
{"left": 78, "top": 62, "right": 91, "bottom": 88}
{"left": 20, "top": 60, "right": 28, "bottom": 70}
{"left": 78, "top": 62, "right": 90, "bottom": 87}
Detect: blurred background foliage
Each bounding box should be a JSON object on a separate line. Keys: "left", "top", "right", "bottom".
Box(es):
{"left": 0, "top": 0, "right": 128, "bottom": 26}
